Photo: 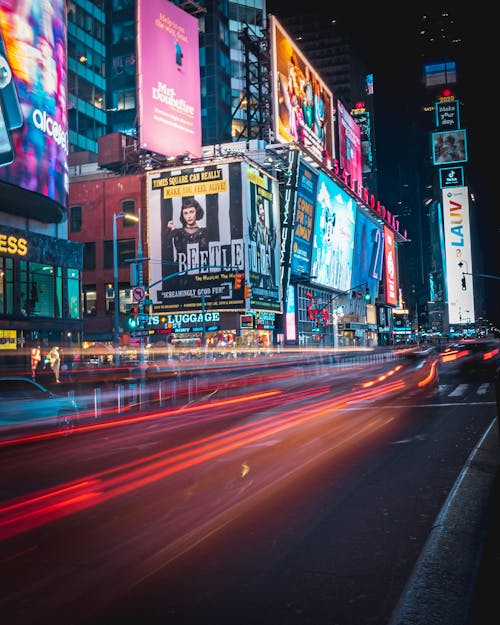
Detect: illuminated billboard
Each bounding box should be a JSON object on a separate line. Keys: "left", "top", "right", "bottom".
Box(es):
{"left": 269, "top": 16, "right": 334, "bottom": 165}
{"left": 147, "top": 160, "right": 281, "bottom": 313}
{"left": 350, "top": 210, "right": 383, "bottom": 298}
{"left": 383, "top": 225, "right": 398, "bottom": 306}
{"left": 0, "top": 1, "right": 68, "bottom": 220}
{"left": 442, "top": 186, "right": 475, "bottom": 325}
{"left": 290, "top": 159, "right": 317, "bottom": 278}
{"left": 137, "top": 0, "right": 201, "bottom": 159}
{"left": 310, "top": 172, "right": 356, "bottom": 291}
{"left": 336, "top": 99, "right": 362, "bottom": 191}
{"left": 432, "top": 129, "right": 467, "bottom": 165}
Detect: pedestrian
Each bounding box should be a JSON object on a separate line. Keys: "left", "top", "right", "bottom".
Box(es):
{"left": 31, "top": 345, "right": 41, "bottom": 379}
{"left": 48, "top": 346, "right": 61, "bottom": 383}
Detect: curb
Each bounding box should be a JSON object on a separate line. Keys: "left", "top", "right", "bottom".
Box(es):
{"left": 388, "top": 419, "right": 500, "bottom": 625}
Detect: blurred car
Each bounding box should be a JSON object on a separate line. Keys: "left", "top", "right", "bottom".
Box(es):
{"left": 0, "top": 376, "right": 79, "bottom": 436}
{"left": 440, "top": 339, "right": 500, "bottom": 378}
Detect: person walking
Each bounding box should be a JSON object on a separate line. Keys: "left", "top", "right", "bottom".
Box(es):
{"left": 48, "top": 346, "right": 61, "bottom": 383}
{"left": 31, "top": 345, "right": 41, "bottom": 380}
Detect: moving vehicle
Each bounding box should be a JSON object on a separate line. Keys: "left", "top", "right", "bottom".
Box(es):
{"left": 440, "top": 339, "right": 500, "bottom": 379}
{"left": 0, "top": 376, "right": 79, "bottom": 436}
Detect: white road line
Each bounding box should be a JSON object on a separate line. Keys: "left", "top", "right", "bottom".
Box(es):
{"left": 449, "top": 384, "right": 469, "bottom": 397}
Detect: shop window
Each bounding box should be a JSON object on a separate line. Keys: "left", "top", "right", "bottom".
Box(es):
{"left": 19, "top": 262, "right": 56, "bottom": 318}
{"left": 83, "top": 285, "right": 97, "bottom": 316}
{"left": 67, "top": 269, "right": 81, "bottom": 320}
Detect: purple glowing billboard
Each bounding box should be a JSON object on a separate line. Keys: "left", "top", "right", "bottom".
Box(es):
{"left": 0, "top": 0, "right": 68, "bottom": 217}
{"left": 137, "top": 0, "right": 201, "bottom": 160}
{"left": 337, "top": 99, "right": 362, "bottom": 191}
{"left": 269, "top": 15, "right": 334, "bottom": 166}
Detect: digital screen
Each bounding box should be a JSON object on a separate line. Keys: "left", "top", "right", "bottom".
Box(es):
{"left": 0, "top": 0, "right": 68, "bottom": 215}
{"left": 136, "top": 0, "right": 201, "bottom": 159}
{"left": 337, "top": 99, "right": 362, "bottom": 191}
{"left": 432, "top": 129, "right": 468, "bottom": 165}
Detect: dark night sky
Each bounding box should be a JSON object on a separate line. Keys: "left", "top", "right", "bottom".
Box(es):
{"left": 266, "top": 3, "right": 498, "bottom": 325}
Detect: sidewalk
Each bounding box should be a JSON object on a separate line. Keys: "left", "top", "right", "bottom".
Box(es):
{"left": 389, "top": 418, "right": 500, "bottom": 625}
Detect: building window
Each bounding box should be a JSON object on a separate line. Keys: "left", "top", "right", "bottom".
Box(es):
{"left": 121, "top": 199, "right": 136, "bottom": 226}
{"left": 70, "top": 205, "right": 82, "bottom": 232}
{"left": 83, "top": 242, "right": 96, "bottom": 270}
{"left": 103, "top": 238, "right": 135, "bottom": 270}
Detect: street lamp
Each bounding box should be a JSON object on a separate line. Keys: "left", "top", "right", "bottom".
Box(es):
{"left": 113, "top": 211, "right": 139, "bottom": 363}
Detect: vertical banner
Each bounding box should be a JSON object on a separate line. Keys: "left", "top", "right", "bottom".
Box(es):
{"left": 383, "top": 225, "right": 398, "bottom": 306}
{"left": 245, "top": 162, "right": 282, "bottom": 312}
{"left": 147, "top": 161, "right": 245, "bottom": 312}
{"left": 442, "top": 187, "right": 475, "bottom": 325}
{"left": 290, "top": 159, "right": 317, "bottom": 278}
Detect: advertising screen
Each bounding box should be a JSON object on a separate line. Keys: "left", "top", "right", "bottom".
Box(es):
{"left": 137, "top": 0, "right": 201, "bottom": 159}
{"left": 432, "top": 129, "right": 467, "bottom": 165}
{"left": 147, "top": 160, "right": 280, "bottom": 313}
{"left": 290, "top": 159, "right": 317, "bottom": 277}
{"left": 0, "top": 0, "right": 68, "bottom": 218}
{"left": 383, "top": 225, "right": 398, "bottom": 306}
{"left": 350, "top": 210, "right": 383, "bottom": 298}
{"left": 442, "top": 186, "right": 475, "bottom": 325}
{"left": 310, "top": 172, "right": 356, "bottom": 291}
{"left": 269, "top": 16, "right": 334, "bottom": 165}
{"left": 337, "top": 99, "right": 362, "bottom": 191}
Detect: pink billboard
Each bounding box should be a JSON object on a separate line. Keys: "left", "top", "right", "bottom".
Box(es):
{"left": 136, "top": 0, "right": 201, "bottom": 159}
{"left": 383, "top": 225, "right": 398, "bottom": 306}
{"left": 0, "top": 0, "right": 68, "bottom": 216}
{"left": 337, "top": 99, "right": 362, "bottom": 191}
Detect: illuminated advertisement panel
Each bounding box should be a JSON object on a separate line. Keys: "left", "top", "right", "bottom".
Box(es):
{"left": 290, "top": 159, "right": 317, "bottom": 277}
{"left": 0, "top": 1, "right": 68, "bottom": 216}
{"left": 269, "top": 15, "right": 334, "bottom": 165}
{"left": 350, "top": 210, "right": 383, "bottom": 298}
{"left": 383, "top": 225, "right": 398, "bottom": 306}
{"left": 310, "top": 172, "right": 356, "bottom": 291}
{"left": 147, "top": 160, "right": 281, "bottom": 313}
{"left": 432, "top": 129, "right": 468, "bottom": 165}
{"left": 137, "top": 0, "right": 201, "bottom": 159}
{"left": 244, "top": 161, "right": 281, "bottom": 312}
{"left": 442, "top": 186, "right": 475, "bottom": 325}
{"left": 337, "top": 99, "right": 362, "bottom": 190}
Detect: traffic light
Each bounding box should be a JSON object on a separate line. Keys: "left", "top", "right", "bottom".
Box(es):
{"left": 364, "top": 287, "right": 371, "bottom": 303}
{"left": 234, "top": 273, "right": 244, "bottom": 289}
{"left": 461, "top": 275, "right": 467, "bottom": 290}
{"left": 128, "top": 306, "right": 139, "bottom": 329}
{"left": 244, "top": 285, "right": 251, "bottom": 299}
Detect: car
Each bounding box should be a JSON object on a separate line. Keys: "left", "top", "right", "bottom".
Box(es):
{"left": 0, "top": 376, "right": 79, "bottom": 437}
{"left": 440, "top": 339, "right": 500, "bottom": 379}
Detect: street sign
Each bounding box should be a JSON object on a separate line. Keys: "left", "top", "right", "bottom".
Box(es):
{"left": 132, "top": 286, "right": 145, "bottom": 302}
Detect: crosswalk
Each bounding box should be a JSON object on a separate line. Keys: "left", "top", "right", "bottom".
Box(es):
{"left": 438, "top": 382, "right": 495, "bottom": 397}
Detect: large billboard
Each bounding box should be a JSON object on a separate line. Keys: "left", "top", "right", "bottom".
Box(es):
{"left": 442, "top": 186, "right": 475, "bottom": 325}
{"left": 0, "top": 0, "right": 68, "bottom": 220}
{"left": 270, "top": 16, "right": 334, "bottom": 166}
{"left": 350, "top": 210, "right": 383, "bottom": 298}
{"left": 337, "top": 99, "right": 362, "bottom": 191}
{"left": 310, "top": 172, "right": 356, "bottom": 291}
{"left": 147, "top": 160, "right": 281, "bottom": 313}
{"left": 136, "top": 0, "right": 201, "bottom": 159}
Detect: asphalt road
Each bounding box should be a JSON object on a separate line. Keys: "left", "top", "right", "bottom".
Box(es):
{"left": 0, "top": 358, "right": 496, "bottom": 625}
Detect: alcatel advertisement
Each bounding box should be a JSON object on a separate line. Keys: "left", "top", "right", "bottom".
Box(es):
{"left": 136, "top": 0, "right": 202, "bottom": 159}
{"left": 310, "top": 171, "right": 356, "bottom": 292}
{"left": 0, "top": 0, "right": 68, "bottom": 220}
{"left": 383, "top": 225, "right": 398, "bottom": 306}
